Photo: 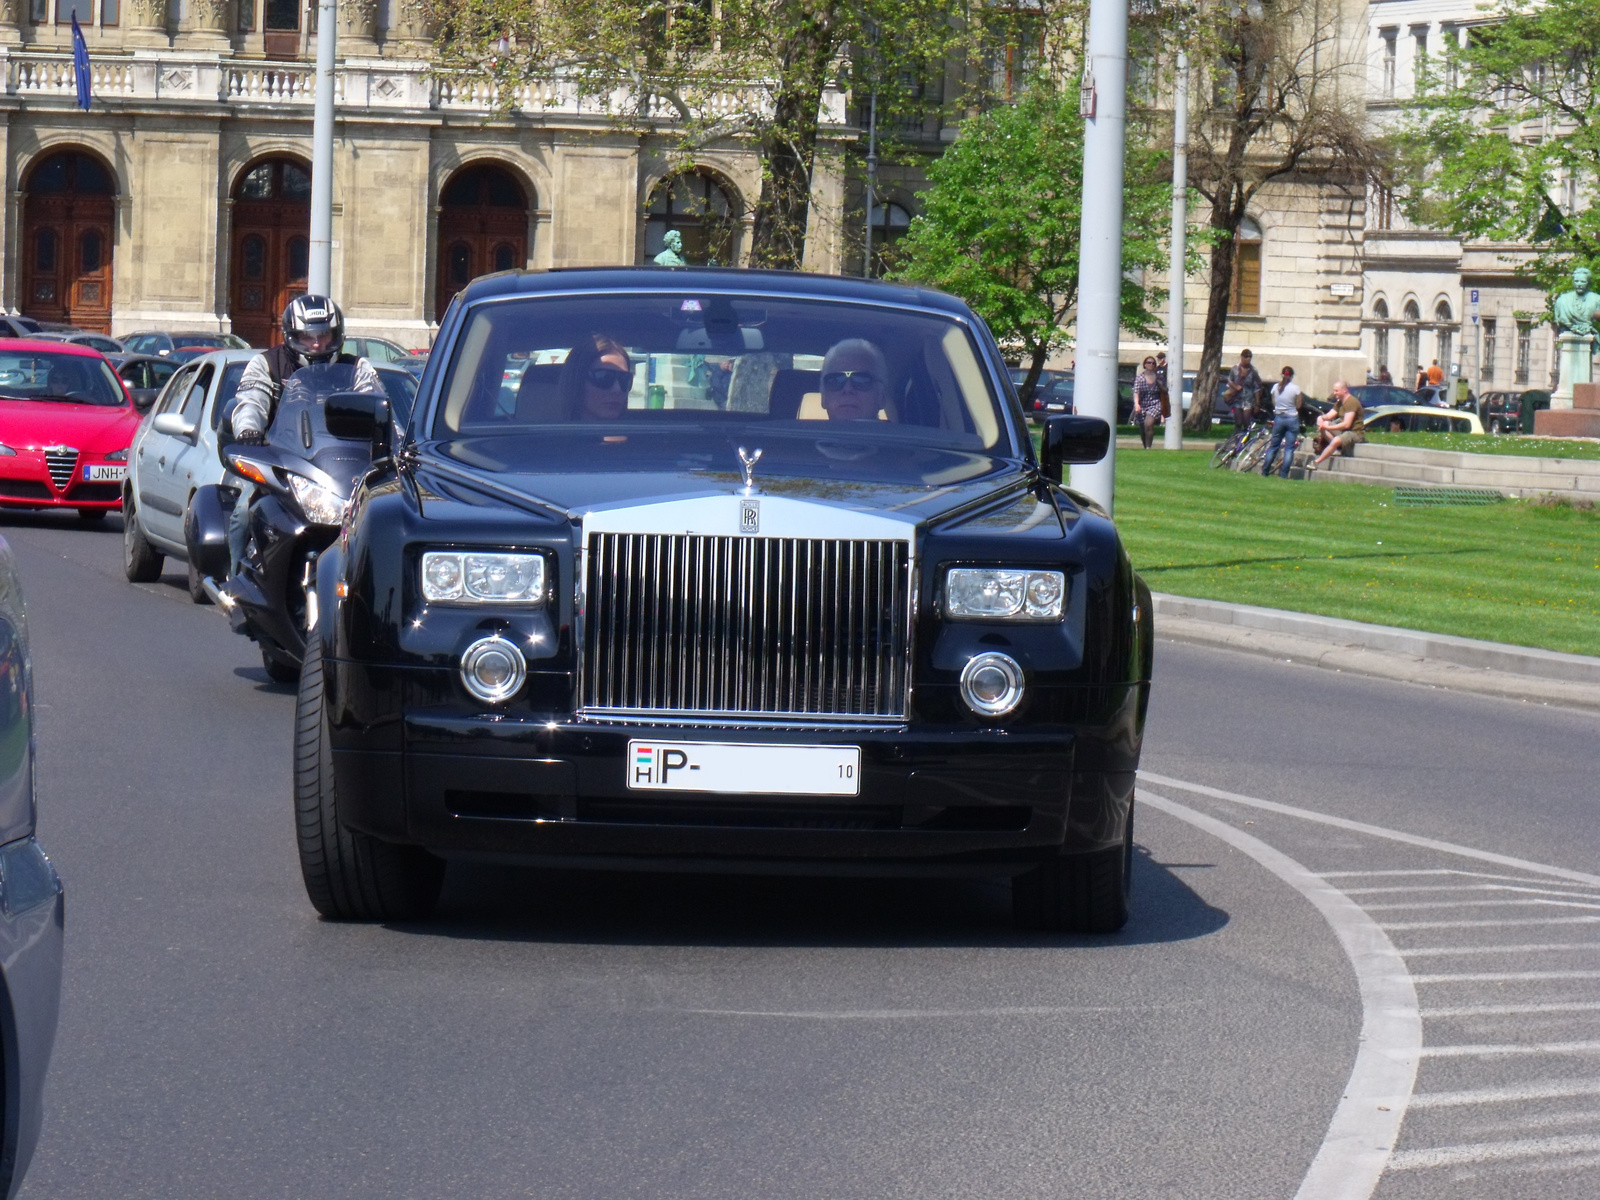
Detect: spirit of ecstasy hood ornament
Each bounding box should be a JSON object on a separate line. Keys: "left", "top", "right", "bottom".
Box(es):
{"left": 737, "top": 446, "right": 763, "bottom": 492}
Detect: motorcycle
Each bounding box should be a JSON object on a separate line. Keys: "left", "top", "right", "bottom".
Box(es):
{"left": 187, "top": 362, "right": 392, "bottom": 683}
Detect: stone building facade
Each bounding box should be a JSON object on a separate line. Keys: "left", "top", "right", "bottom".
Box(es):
{"left": 0, "top": 6, "right": 849, "bottom": 345}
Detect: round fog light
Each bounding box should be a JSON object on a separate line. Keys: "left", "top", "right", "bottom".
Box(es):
{"left": 460, "top": 634, "right": 526, "bottom": 703}
{"left": 959, "top": 652, "right": 1025, "bottom": 718}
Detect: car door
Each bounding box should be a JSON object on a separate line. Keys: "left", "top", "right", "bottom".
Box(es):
{"left": 132, "top": 362, "right": 196, "bottom": 543}
{"left": 144, "top": 365, "right": 211, "bottom": 544}
{"left": 167, "top": 363, "right": 225, "bottom": 519}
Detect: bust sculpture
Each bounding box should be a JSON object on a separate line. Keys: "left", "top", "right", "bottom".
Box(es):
{"left": 653, "top": 230, "right": 687, "bottom": 267}
{"left": 1552, "top": 266, "right": 1600, "bottom": 337}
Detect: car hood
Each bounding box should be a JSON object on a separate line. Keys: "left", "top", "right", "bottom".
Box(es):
{"left": 410, "top": 435, "right": 1052, "bottom": 532}
{"left": 0, "top": 400, "right": 139, "bottom": 452}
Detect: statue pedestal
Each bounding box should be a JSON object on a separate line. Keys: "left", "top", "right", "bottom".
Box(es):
{"left": 1535, "top": 381, "right": 1600, "bottom": 438}
{"left": 1551, "top": 332, "right": 1595, "bottom": 409}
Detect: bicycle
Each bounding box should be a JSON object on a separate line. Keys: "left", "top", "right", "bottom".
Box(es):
{"left": 1232, "top": 423, "right": 1274, "bottom": 473}
{"left": 1209, "top": 423, "right": 1253, "bottom": 468}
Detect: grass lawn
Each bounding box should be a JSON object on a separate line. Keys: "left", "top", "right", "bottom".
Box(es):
{"left": 1112, "top": 449, "right": 1600, "bottom": 657}
{"left": 1363, "top": 431, "right": 1600, "bottom": 460}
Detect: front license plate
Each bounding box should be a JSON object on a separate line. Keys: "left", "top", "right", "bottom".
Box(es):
{"left": 627, "top": 740, "right": 861, "bottom": 796}
{"left": 83, "top": 464, "right": 126, "bottom": 482}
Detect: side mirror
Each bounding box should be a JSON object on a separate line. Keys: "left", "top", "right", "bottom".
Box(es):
{"left": 1040, "top": 414, "right": 1110, "bottom": 482}
{"left": 129, "top": 389, "right": 158, "bottom": 413}
{"left": 325, "top": 390, "right": 392, "bottom": 460}
{"left": 152, "top": 412, "right": 196, "bottom": 438}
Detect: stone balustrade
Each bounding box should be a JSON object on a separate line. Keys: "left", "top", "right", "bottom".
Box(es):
{"left": 0, "top": 47, "right": 849, "bottom": 125}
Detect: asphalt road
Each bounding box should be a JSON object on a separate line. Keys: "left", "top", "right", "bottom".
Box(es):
{"left": 7, "top": 510, "right": 1597, "bottom": 1199}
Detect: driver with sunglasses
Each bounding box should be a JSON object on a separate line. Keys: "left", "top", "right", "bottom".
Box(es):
{"left": 819, "top": 339, "right": 891, "bottom": 422}
{"left": 562, "top": 333, "right": 634, "bottom": 420}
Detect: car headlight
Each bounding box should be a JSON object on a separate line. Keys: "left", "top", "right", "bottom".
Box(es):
{"left": 104, "top": 448, "right": 128, "bottom": 463}
{"left": 945, "top": 568, "right": 1065, "bottom": 621}
{"left": 422, "top": 551, "right": 546, "bottom": 606}
{"left": 286, "top": 474, "right": 346, "bottom": 526}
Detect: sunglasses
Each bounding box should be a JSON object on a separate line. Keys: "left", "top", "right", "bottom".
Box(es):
{"left": 1142, "top": 360, "right": 1157, "bottom": 368}
{"left": 586, "top": 367, "right": 633, "bottom": 392}
{"left": 822, "top": 370, "right": 879, "bottom": 393}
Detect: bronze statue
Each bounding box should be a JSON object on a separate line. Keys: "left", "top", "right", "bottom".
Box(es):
{"left": 1553, "top": 266, "right": 1600, "bottom": 337}
{"left": 653, "top": 230, "right": 687, "bottom": 267}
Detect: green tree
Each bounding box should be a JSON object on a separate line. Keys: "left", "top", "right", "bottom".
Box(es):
{"left": 889, "top": 83, "right": 1173, "bottom": 405}
{"left": 1396, "top": 0, "right": 1600, "bottom": 297}
{"left": 426, "top": 0, "right": 975, "bottom": 270}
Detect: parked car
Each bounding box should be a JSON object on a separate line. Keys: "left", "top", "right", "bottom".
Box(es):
{"left": 0, "top": 536, "right": 65, "bottom": 1199}
{"left": 31, "top": 331, "right": 125, "bottom": 356}
{"left": 0, "top": 317, "right": 46, "bottom": 341}
{"left": 1349, "top": 384, "right": 1423, "bottom": 410}
{"left": 1360, "top": 405, "right": 1485, "bottom": 434}
{"left": 296, "top": 267, "right": 1151, "bottom": 933}
{"left": 119, "top": 331, "right": 252, "bottom": 358}
{"left": 106, "top": 354, "right": 182, "bottom": 412}
{"left": 343, "top": 336, "right": 413, "bottom": 363}
{"left": 0, "top": 341, "right": 141, "bottom": 520}
{"left": 1511, "top": 389, "right": 1551, "bottom": 434}
{"left": 123, "top": 350, "right": 256, "bottom": 598}
{"left": 394, "top": 352, "right": 430, "bottom": 383}
{"left": 1408, "top": 384, "right": 1457, "bottom": 408}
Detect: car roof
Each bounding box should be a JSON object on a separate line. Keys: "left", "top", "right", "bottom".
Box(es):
{"left": 1363, "top": 404, "right": 1482, "bottom": 422}
{"left": 0, "top": 337, "right": 106, "bottom": 357}
{"left": 165, "top": 348, "right": 257, "bottom": 365}
{"left": 455, "top": 265, "right": 976, "bottom": 318}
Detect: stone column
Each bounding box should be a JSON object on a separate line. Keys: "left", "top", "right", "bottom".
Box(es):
{"left": 1551, "top": 332, "right": 1596, "bottom": 409}
{"left": 338, "top": 0, "right": 380, "bottom": 55}
{"left": 388, "top": 0, "right": 434, "bottom": 53}
{"left": 0, "top": 0, "right": 24, "bottom": 46}
{"left": 127, "top": 0, "right": 172, "bottom": 45}
{"left": 181, "top": 0, "right": 231, "bottom": 46}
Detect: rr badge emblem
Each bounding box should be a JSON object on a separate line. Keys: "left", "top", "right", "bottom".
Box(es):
{"left": 739, "top": 498, "right": 760, "bottom": 534}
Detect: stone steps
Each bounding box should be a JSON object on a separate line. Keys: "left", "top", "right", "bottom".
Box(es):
{"left": 1313, "top": 442, "right": 1600, "bottom": 500}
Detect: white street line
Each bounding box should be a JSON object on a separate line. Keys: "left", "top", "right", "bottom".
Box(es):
{"left": 679, "top": 1004, "right": 1186, "bottom": 1020}
{"left": 1380, "top": 916, "right": 1600, "bottom": 931}
{"left": 1411, "top": 1078, "right": 1600, "bottom": 1108}
{"left": 1359, "top": 899, "right": 1600, "bottom": 912}
{"left": 1400, "top": 943, "right": 1600, "bottom": 957}
{"left": 1411, "top": 970, "right": 1600, "bottom": 983}
{"left": 1141, "top": 790, "right": 1420, "bottom": 1200}
{"left": 1389, "top": 1133, "right": 1600, "bottom": 1171}
{"left": 1419, "top": 1041, "right": 1600, "bottom": 1057}
{"left": 1422, "top": 1001, "right": 1600, "bottom": 1018}
{"left": 1324, "top": 869, "right": 1566, "bottom": 881}
{"left": 1138, "top": 771, "right": 1600, "bottom": 888}
{"left": 1345, "top": 884, "right": 1600, "bottom": 899}
{"left": 1459, "top": 1107, "right": 1600, "bottom": 1136}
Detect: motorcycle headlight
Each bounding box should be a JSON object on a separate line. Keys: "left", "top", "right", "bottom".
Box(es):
{"left": 104, "top": 448, "right": 128, "bottom": 463}
{"left": 945, "top": 568, "right": 1065, "bottom": 621}
{"left": 286, "top": 474, "right": 347, "bottom": 526}
{"left": 421, "top": 551, "right": 546, "bottom": 606}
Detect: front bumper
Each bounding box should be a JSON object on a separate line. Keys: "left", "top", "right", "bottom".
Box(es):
{"left": 0, "top": 452, "right": 123, "bottom": 510}
{"left": 0, "top": 837, "right": 63, "bottom": 1200}
{"left": 335, "top": 715, "right": 1134, "bottom": 872}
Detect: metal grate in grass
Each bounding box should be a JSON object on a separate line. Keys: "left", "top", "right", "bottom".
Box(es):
{"left": 1392, "top": 484, "right": 1505, "bottom": 507}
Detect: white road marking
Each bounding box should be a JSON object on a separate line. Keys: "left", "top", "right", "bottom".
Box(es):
{"left": 1419, "top": 1040, "right": 1600, "bottom": 1057}
{"left": 1458, "top": 1107, "right": 1600, "bottom": 1136}
{"left": 1411, "top": 970, "right": 1600, "bottom": 983}
{"left": 1324, "top": 869, "right": 1581, "bottom": 881}
{"left": 1345, "top": 884, "right": 1600, "bottom": 899}
{"left": 679, "top": 1004, "right": 1188, "bottom": 1020}
{"left": 1363, "top": 899, "right": 1600, "bottom": 912}
{"left": 1388, "top": 1133, "right": 1600, "bottom": 1170}
{"left": 1399, "top": 942, "right": 1600, "bottom": 957}
{"left": 1422, "top": 1001, "right": 1600, "bottom": 1018}
{"left": 1138, "top": 772, "right": 1600, "bottom": 888}
{"left": 1140, "top": 791, "right": 1420, "bottom": 1200}
{"left": 1411, "top": 1078, "right": 1600, "bottom": 1108}
{"left": 1380, "top": 915, "right": 1600, "bottom": 931}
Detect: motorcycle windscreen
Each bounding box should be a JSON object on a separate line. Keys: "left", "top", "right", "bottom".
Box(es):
{"left": 272, "top": 363, "right": 375, "bottom": 497}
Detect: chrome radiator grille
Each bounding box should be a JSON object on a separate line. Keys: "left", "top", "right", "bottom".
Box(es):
{"left": 44, "top": 448, "right": 78, "bottom": 490}
{"left": 583, "top": 533, "right": 912, "bottom": 722}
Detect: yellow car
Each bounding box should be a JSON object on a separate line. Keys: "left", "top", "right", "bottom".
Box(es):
{"left": 1360, "top": 405, "right": 1485, "bottom": 435}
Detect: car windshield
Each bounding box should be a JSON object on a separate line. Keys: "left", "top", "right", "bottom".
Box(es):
{"left": 173, "top": 336, "right": 229, "bottom": 350}
{"left": 0, "top": 350, "right": 127, "bottom": 406}
{"left": 430, "top": 294, "right": 1014, "bottom": 483}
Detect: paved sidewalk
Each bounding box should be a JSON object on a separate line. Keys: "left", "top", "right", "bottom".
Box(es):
{"left": 1153, "top": 593, "right": 1600, "bottom": 713}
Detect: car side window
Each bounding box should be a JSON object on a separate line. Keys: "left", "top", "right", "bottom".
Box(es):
{"left": 178, "top": 365, "right": 214, "bottom": 424}
{"left": 120, "top": 362, "right": 149, "bottom": 390}
{"left": 153, "top": 365, "right": 196, "bottom": 415}
{"left": 1451, "top": 417, "right": 1471, "bottom": 433}
{"left": 211, "top": 363, "right": 248, "bottom": 430}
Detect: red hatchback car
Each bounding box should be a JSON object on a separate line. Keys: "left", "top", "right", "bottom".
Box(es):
{"left": 0, "top": 339, "right": 140, "bottom": 520}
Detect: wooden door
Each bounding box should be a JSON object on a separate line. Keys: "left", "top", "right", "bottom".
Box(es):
{"left": 435, "top": 165, "right": 528, "bottom": 318}
{"left": 23, "top": 152, "right": 116, "bottom": 334}
{"left": 230, "top": 159, "right": 311, "bottom": 347}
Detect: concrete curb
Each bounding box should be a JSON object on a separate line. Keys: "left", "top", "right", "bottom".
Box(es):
{"left": 1151, "top": 593, "right": 1600, "bottom": 713}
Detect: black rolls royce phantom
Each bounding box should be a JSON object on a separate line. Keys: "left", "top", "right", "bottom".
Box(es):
{"left": 300, "top": 268, "right": 1153, "bottom": 931}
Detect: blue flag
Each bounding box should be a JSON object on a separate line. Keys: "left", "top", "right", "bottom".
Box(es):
{"left": 71, "top": 14, "right": 91, "bottom": 111}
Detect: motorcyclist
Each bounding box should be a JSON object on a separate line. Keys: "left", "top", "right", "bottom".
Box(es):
{"left": 226, "top": 295, "right": 381, "bottom": 573}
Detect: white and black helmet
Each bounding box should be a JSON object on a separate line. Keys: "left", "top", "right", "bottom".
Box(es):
{"left": 281, "top": 294, "right": 344, "bottom": 363}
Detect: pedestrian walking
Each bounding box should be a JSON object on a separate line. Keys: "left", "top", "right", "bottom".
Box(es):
{"left": 1426, "top": 359, "right": 1445, "bottom": 386}
{"left": 1222, "top": 349, "right": 1263, "bottom": 431}
{"left": 1377, "top": 364, "right": 1392, "bottom": 384}
{"left": 1132, "top": 355, "right": 1165, "bottom": 448}
{"left": 1259, "top": 366, "right": 1303, "bottom": 478}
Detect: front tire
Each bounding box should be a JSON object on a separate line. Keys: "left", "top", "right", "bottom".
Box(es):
{"left": 123, "top": 501, "right": 164, "bottom": 582}
{"left": 1012, "top": 801, "right": 1133, "bottom": 933}
{"left": 187, "top": 557, "right": 210, "bottom": 604}
{"left": 294, "top": 650, "right": 443, "bottom": 921}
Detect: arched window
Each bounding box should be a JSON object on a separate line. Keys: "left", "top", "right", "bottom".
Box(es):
{"left": 866, "top": 200, "right": 911, "bottom": 278}
{"left": 644, "top": 170, "right": 739, "bottom": 266}
{"left": 1402, "top": 299, "right": 1422, "bottom": 384}
{"left": 1229, "top": 216, "right": 1262, "bottom": 314}
{"left": 1373, "top": 298, "right": 1389, "bottom": 321}
{"left": 1435, "top": 301, "right": 1453, "bottom": 376}
{"left": 1370, "top": 298, "right": 1390, "bottom": 376}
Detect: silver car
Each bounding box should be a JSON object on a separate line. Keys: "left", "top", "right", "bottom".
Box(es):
{"left": 0, "top": 536, "right": 65, "bottom": 1198}
{"left": 122, "top": 351, "right": 416, "bottom": 600}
